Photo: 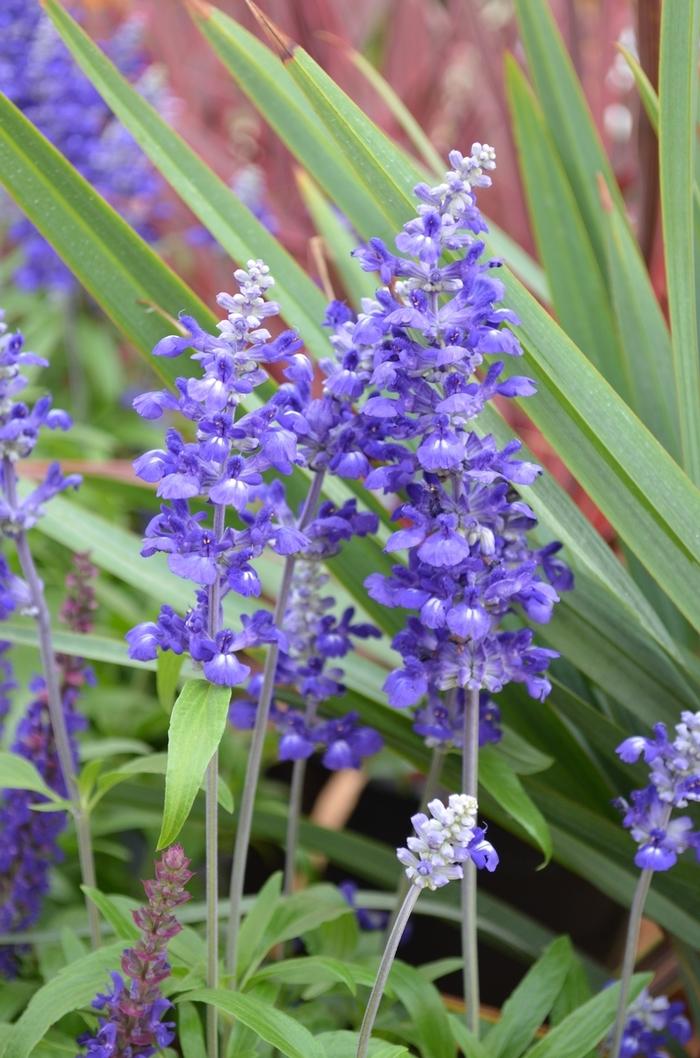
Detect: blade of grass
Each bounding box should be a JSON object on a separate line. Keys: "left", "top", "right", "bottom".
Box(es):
{"left": 657, "top": 0, "right": 700, "bottom": 483}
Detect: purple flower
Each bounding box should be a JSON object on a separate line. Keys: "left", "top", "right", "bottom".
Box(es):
{"left": 397, "top": 793, "right": 498, "bottom": 890}
{"left": 612, "top": 988, "right": 691, "bottom": 1058}
{"left": 76, "top": 845, "right": 192, "bottom": 1057}
{"left": 615, "top": 711, "right": 700, "bottom": 872}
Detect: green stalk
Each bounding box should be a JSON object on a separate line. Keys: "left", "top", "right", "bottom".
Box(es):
{"left": 461, "top": 686, "right": 480, "bottom": 1035}
{"left": 225, "top": 469, "right": 325, "bottom": 980}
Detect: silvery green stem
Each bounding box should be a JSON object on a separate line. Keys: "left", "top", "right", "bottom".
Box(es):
{"left": 226, "top": 469, "right": 325, "bottom": 980}
{"left": 461, "top": 686, "right": 480, "bottom": 1035}
{"left": 609, "top": 804, "right": 672, "bottom": 1058}
{"left": 357, "top": 885, "right": 420, "bottom": 1058}
{"left": 382, "top": 744, "right": 445, "bottom": 945}
{"left": 284, "top": 699, "right": 318, "bottom": 896}
{"left": 205, "top": 502, "right": 226, "bottom": 1058}
{"left": 2, "top": 459, "right": 100, "bottom": 949}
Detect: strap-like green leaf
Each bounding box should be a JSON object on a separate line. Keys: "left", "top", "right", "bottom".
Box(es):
{"left": 158, "top": 679, "right": 232, "bottom": 848}
{"left": 389, "top": 961, "right": 456, "bottom": 1058}
{"left": 485, "top": 936, "right": 573, "bottom": 1058}
{"left": 42, "top": 0, "right": 331, "bottom": 363}
{"left": 0, "top": 95, "right": 212, "bottom": 389}
{"left": 658, "top": 0, "right": 700, "bottom": 482}
{"left": 522, "top": 974, "right": 649, "bottom": 1058}
{"left": 505, "top": 58, "right": 628, "bottom": 398}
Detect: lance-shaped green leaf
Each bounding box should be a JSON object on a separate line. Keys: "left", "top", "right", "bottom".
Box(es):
{"left": 0, "top": 95, "right": 213, "bottom": 388}
{"left": 658, "top": 0, "right": 700, "bottom": 483}
{"left": 513, "top": 0, "right": 626, "bottom": 267}
{"left": 0, "top": 752, "right": 69, "bottom": 808}
{"left": 42, "top": 0, "right": 331, "bottom": 363}
{"left": 158, "top": 679, "right": 232, "bottom": 848}
{"left": 179, "top": 989, "right": 324, "bottom": 1058}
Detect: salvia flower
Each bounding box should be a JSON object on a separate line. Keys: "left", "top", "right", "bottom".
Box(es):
{"left": 339, "top": 880, "right": 388, "bottom": 932}
{"left": 127, "top": 261, "right": 315, "bottom": 684}
{"left": 0, "top": 553, "right": 97, "bottom": 977}
{"left": 0, "top": 312, "right": 81, "bottom": 535}
{"left": 608, "top": 988, "right": 691, "bottom": 1058}
{"left": 397, "top": 793, "right": 498, "bottom": 891}
{"left": 326, "top": 145, "right": 571, "bottom": 738}
{"left": 0, "top": 1, "right": 165, "bottom": 291}
{"left": 231, "top": 554, "right": 384, "bottom": 770}
{"left": 615, "top": 711, "right": 700, "bottom": 871}
{"left": 77, "top": 844, "right": 192, "bottom": 1058}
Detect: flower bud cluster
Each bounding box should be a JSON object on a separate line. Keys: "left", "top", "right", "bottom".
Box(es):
{"left": 0, "top": 0, "right": 165, "bottom": 291}
{"left": 397, "top": 793, "right": 498, "bottom": 891}
{"left": 324, "top": 145, "right": 571, "bottom": 740}
{"left": 77, "top": 845, "right": 193, "bottom": 1058}
{"left": 616, "top": 711, "right": 700, "bottom": 871}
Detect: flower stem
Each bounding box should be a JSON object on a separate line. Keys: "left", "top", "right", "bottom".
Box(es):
{"left": 225, "top": 469, "right": 325, "bottom": 980}
{"left": 205, "top": 502, "right": 226, "bottom": 1058}
{"left": 609, "top": 806, "right": 671, "bottom": 1058}
{"left": 461, "top": 686, "right": 480, "bottom": 1035}
{"left": 283, "top": 700, "right": 318, "bottom": 896}
{"left": 2, "top": 460, "right": 100, "bottom": 949}
{"left": 357, "top": 885, "right": 420, "bottom": 1058}
{"left": 382, "top": 745, "right": 445, "bottom": 945}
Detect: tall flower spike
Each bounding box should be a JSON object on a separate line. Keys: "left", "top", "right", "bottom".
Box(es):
{"left": 0, "top": 1, "right": 165, "bottom": 291}
{"left": 0, "top": 554, "right": 97, "bottom": 977}
{"left": 0, "top": 308, "right": 99, "bottom": 950}
{"left": 77, "top": 845, "right": 193, "bottom": 1057}
{"left": 127, "top": 261, "right": 309, "bottom": 684}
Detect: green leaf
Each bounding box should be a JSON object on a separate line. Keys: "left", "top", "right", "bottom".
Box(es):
{"left": 550, "top": 952, "right": 593, "bottom": 1027}
{"left": 249, "top": 955, "right": 360, "bottom": 996}
{"left": 600, "top": 191, "right": 678, "bottom": 456}
{"left": 295, "top": 169, "right": 377, "bottom": 306}
{"left": 178, "top": 1003, "right": 207, "bottom": 1058}
{"left": 245, "top": 884, "right": 352, "bottom": 978}
{"left": 448, "top": 1016, "right": 491, "bottom": 1058}
{"left": 235, "top": 871, "right": 282, "bottom": 981}
{"left": 0, "top": 751, "right": 69, "bottom": 807}
{"left": 157, "top": 651, "right": 185, "bottom": 714}
{"left": 522, "top": 974, "right": 649, "bottom": 1058}
{"left": 485, "top": 936, "right": 572, "bottom": 1058}
{"left": 658, "top": 0, "right": 700, "bottom": 482}
{"left": 479, "top": 748, "right": 552, "bottom": 863}
{"left": 514, "top": 0, "right": 625, "bottom": 266}
{"left": 318, "top": 1031, "right": 407, "bottom": 1058}
{"left": 95, "top": 752, "right": 233, "bottom": 814}
{"left": 0, "top": 96, "right": 213, "bottom": 388}
{"left": 82, "top": 886, "right": 139, "bottom": 941}
{"left": 505, "top": 57, "right": 627, "bottom": 397}
{"left": 158, "top": 679, "right": 232, "bottom": 848}
{"left": 389, "top": 961, "right": 455, "bottom": 1058}
{"left": 180, "top": 989, "right": 324, "bottom": 1058}
{"left": 42, "top": 0, "right": 332, "bottom": 363}
{"left": 0, "top": 942, "right": 124, "bottom": 1058}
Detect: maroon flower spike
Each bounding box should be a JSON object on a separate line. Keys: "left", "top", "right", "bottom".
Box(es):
{"left": 77, "top": 846, "right": 193, "bottom": 1057}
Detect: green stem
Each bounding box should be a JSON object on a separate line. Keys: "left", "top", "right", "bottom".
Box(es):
{"left": 461, "top": 686, "right": 480, "bottom": 1036}
{"left": 356, "top": 885, "right": 420, "bottom": 1058}
{"left": 382, "top": 744, "right": 445, "bottom": 945}
{"left": 3, "top": 458, "right": 100, "bottom": 949}
{"left": 609, "top": 805, "right": 671, "bottom": 1058}
{"left": 283, "top": 699, "right": 318, "bottom": 896}
{"left": 205, "top": 502, "right": 226, "bottom": 1058}
{"left": 225, "top": 469, "right": 325, "bottom": 981}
